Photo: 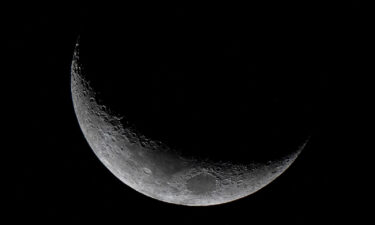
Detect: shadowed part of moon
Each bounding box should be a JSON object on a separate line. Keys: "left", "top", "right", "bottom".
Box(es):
{"left": 71, "top": 37, "right": 308, "bottom": 206}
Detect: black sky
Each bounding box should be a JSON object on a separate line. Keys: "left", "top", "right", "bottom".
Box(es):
{"left": 9, "top": 1, "right": 367, "bottom": 224}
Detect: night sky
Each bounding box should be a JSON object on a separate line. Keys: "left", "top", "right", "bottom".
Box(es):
{"left": 10, "top": 1, "right": 366, "bottom": 224}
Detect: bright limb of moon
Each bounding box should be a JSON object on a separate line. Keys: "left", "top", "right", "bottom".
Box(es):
{"left": 71, "top": 39, "right": 307, "bottom": 206}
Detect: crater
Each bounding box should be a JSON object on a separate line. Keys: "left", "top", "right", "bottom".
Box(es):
{"left": 186, "top": 173, "right": 217, "bottom": 195}
{"left": 143, "top": 167, "right": 152, "bottom": 175}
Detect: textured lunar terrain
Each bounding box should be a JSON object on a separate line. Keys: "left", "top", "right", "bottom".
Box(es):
{"left": 71, "top": 39, "right": 306, "bottom": 206}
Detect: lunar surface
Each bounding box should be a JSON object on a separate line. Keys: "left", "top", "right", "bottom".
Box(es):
{"left": 71, "top": 38, "right": 309, "bottom": 206}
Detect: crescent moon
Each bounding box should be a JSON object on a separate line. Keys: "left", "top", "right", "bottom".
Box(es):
{"left": 71, "top": 38, "right": 308, "bottom": 206}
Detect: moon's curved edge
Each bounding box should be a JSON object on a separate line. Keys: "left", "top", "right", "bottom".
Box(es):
{"left": 70, "top": 38, "right": 308, "bottom": 206}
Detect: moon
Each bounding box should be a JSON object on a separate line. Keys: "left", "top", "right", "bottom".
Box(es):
{"left": 71, "top": 38, "right": 309, "bottom": 206}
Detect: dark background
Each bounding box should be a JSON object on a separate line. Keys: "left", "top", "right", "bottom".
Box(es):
{"left": 9, "top": 1, "right": 366, "bottom": 224}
